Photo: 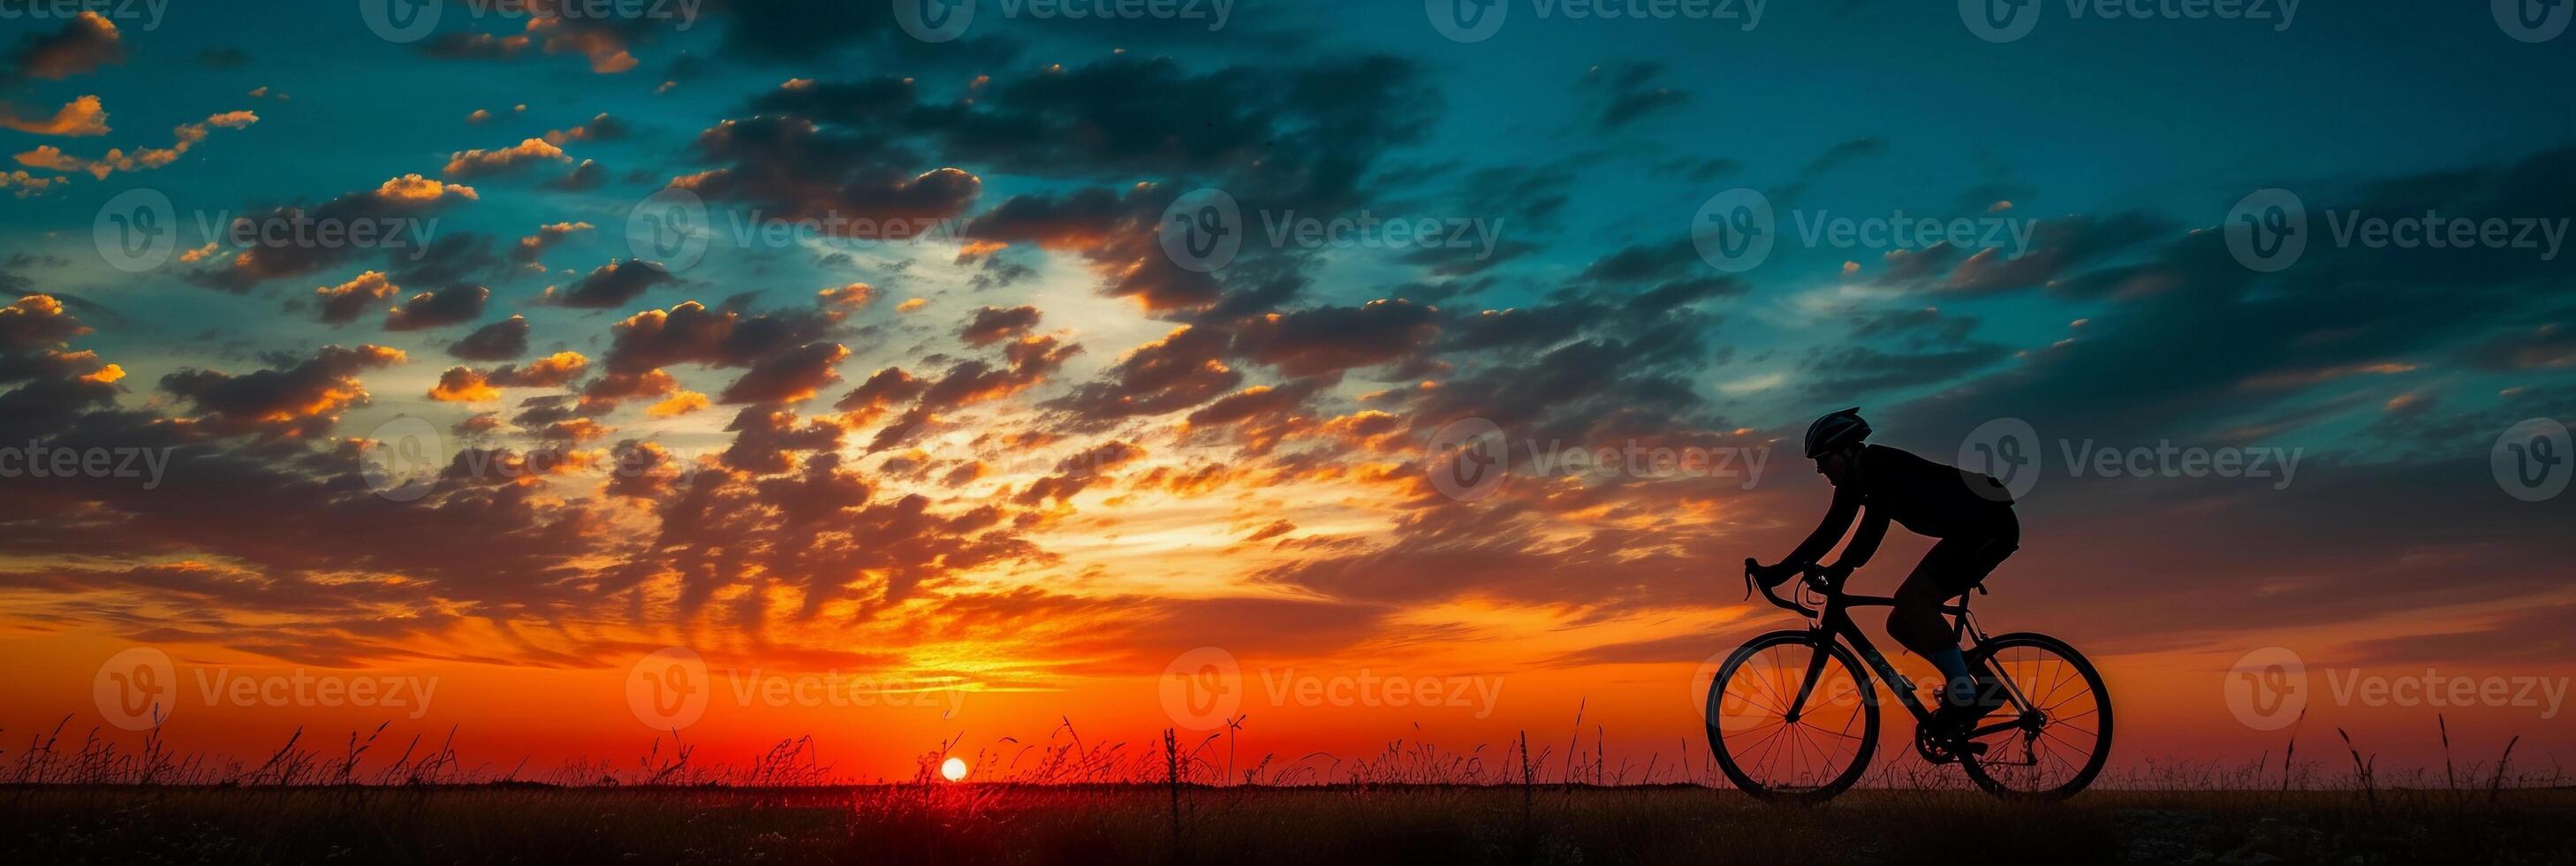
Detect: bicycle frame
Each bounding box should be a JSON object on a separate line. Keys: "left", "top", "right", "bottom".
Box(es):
{"left": 1742, "top": 559, "right": 2037, "bottom": 743}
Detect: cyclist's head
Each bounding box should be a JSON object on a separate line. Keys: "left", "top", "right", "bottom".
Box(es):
{"left": 1802, "top": 406, "right": 1870, "bottom": 459}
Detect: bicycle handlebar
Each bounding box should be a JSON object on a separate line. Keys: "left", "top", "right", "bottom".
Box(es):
{"left": 1741, "top": 557, "right": 1821, "bottom": 619}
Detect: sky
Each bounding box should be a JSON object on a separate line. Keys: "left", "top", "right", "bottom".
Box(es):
{"left": 2, "top": 0, "right": 2572, "bottom": 783}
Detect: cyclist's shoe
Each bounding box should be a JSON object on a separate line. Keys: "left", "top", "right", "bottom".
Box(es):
{"left": 1924, "top": 674, "right": 2007, "bottom": 738}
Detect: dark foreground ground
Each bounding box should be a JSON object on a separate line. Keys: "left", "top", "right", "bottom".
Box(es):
{"left": 5, "top": 785, "right": 2572, "bottom": 865}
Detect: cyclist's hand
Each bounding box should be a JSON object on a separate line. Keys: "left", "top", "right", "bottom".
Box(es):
{"left": 1821, "top": 562, "right": 1855, "bottom": 585}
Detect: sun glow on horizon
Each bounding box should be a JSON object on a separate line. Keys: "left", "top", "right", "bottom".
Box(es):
{"left": 940, "top": 756, "right": 968, "bottom": 782}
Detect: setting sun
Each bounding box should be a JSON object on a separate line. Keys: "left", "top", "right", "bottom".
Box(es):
{"left": 940, "top": 757, "right": 969, "bottom": 782}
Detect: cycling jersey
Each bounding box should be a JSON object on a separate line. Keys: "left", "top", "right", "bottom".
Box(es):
{"left": 1786, "top": 444, "right": 2014, "bottom": 566}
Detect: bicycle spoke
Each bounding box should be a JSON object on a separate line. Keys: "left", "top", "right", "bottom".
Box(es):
{"left": 1959, "top": 641, "right": 2110, "bottom": 796}
{"left": 1715, "top": 637, "right": 1874, "bottom": 796}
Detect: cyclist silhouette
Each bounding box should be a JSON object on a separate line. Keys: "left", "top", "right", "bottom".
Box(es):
{"left": 1751, "top": 407, "right": 2020, "bottom": 735}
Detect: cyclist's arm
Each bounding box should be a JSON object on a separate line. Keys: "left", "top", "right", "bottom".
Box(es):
{"left": 1830, "top": 510, "right": 1890, "bottom": 573}
{"left": 1783, "top": 485, "right": 1860, "bottom": 566}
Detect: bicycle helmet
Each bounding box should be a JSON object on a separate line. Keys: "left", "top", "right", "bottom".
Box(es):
{"left": 1802, "top": 406, "right": 1870, "bottom": 458}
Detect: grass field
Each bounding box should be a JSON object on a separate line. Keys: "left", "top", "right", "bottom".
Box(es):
{"left": 6, "top": 717, "right": 2566, "bottom": 863}
{"left": 5, "top": 784, "right": 2574, "bottom": 864}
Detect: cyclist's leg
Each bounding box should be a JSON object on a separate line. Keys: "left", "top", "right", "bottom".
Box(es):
{"left": 1889, "top": 517, "right": 2020, "bottom": 654}
{"left": 1899, "top": 521, "right": 2019, "bottom": 731}
{"left": 1886, "top": 540, "right": 1982, "bottom": 660}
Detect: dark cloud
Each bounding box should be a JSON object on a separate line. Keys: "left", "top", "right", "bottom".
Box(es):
{"left": 416, "top": 1, "right": 658, "bottom": 73}
{"left": 5, "top": 11, "right": 122, "bottom": 81}
{"left": 1047, "top": 324, "right": 1240, "bottom": 428}
{"left": 549, "top": 259, "right": 675, "bottom": 308}
{"left": 312, "top": 271, "right": 400, "bottom": 325}
{"left": 833, "top": 366, "right": 923, "bottom": 425}
{"left": 159, "top": 345, "right": 406, "bottom": 440}
{"left": 1577, "top": 62, "right": 1688, "bottom": 130}
{"left": 1887, "top": 145, "right": 2576, "bottom": 446}
{"left": 716, "top": 340, "right": 849, "bottom": 405}
{"left": 513, "top": 221, "right": 593, "bottom": 265}
{"left": 770, "top": 53, "right": 1434, "bottom": 310}
{"left": 964, "top": 184, "right": 1221, "bottom": 310}
{"left": 192, "top": 176, "right": 480, "bottom": 291}
{"left": 449, "top": 315, "right": 532, "bottom": 361}
{"left": 1576, "top": 240, "right": 1700, "bottom": 285}
{"left": 547, "top": 159, "right": 609, "bottom": 192}
{"left": 1232, "top": 299, "right": 1440, "bottom": 378}
{"left": 391, "top": 232, "right": 509, "bottom": 286}
{"left": 383, "top": 284, "right": 489, "bottom": 331}
{"left": 959, "top": 305, "right": 1041, "bottom": 346}
{"left": 673, "top": 114, "right": 981, "bottom": 228}
{"left": 1774, "top": 136, "right": 1889, "bottom": 205}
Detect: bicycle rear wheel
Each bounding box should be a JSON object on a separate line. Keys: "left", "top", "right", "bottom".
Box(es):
{"left": 1705, "top": 631, "right": 1879, "bottom": 803}
{"left": 1959, "top": 632, "right": 2112, "bottom": 800}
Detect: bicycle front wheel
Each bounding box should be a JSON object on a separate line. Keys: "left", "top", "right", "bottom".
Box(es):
{"left": 1960, "top": 632, "right": 2113, "bottom": 800}
{"left": 1705, "top": 631, "right": 1879, "bottom": 803}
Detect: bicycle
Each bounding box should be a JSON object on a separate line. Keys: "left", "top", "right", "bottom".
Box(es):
{"left": 1703, "top": 558, "right": 2112, "bottom": 802}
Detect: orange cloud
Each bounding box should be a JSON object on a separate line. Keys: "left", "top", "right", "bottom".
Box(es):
{"left": 443, "top": 138, "right": 572, "bottom": 178}
{"left": 13, "top": 110, "right": 259, "bottom": 179}
{"left": 0, "top": 95, "right": 109, "bottom": 136}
